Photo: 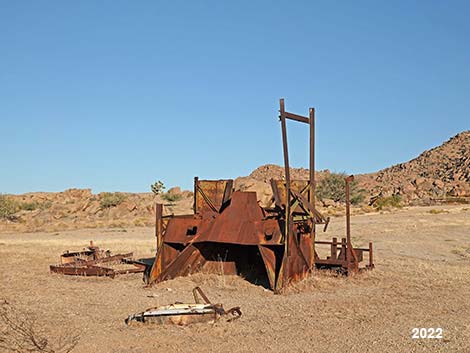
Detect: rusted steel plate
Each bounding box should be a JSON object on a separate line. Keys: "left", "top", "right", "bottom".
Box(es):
{"left": 195, "top": 179, "right": 233, "bottom": 214}
{"left": 163, "top": 217, "right": 201, "bottom": 244}
{"left": 192, "top": 192, "right": 267, "bottom": 245}
{"left": 258, "top": 245, "right": 280, "bottom": 290}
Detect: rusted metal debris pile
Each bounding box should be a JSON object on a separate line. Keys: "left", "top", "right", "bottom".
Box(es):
{"left": 144, "top": 99, "right": 374, "bottom": 292}
{"left": 50, "top": 241, "right": 146, "bottom": 278}
{"left": 126, "top": 287, "right": 241, "bottom": 326}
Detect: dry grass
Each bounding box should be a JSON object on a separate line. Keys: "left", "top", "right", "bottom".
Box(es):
{"left": 429, "top": 209, "right": 450, "bottom": 214}
{"left": 0, "top": 205, "right": 469, "bottom": 352}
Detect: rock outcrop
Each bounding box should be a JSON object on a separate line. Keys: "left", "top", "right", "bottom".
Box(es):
{"left": 363, "top": 131, "right": 470, "bottom": 203}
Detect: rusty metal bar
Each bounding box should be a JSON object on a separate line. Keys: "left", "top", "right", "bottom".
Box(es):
{"left": 222, "top": 180, "right": 233, "bottom": 206}
{"left": 193, "top": 176, "right": 198, "bottom": 213}
{"left": 330, "top": 237, "right": 337, "bottom": 260}
{"left": 156, "top": 203, "right": 163, "bottom": 250}
{"left": 315, "top": 241, "right": 337, "bottom": 245}
{"left": 279, "top": 98, "right": 291, "bottom": 247}
{"left": 341, "top": 238, "right": 347, "bottom": 260}
{"left": 193, "top": 286, "right": 211, "bottom": 304}
{"left": 284, "top": 111, "right": 309, "bottom": 124}
{"left": 309, "top": 107, "right": 316, "bottom": 267}
{"left": 369, "top": 242, "right": 374, "bottom": 268}
{"left": 309, "top": 108, "right": 315, "bottom": 206}
{"left": 344, "top": 175, "right": 358, "bottom": 266}
{"left": 345, "top": 175, "right": 353, "bottom": 248}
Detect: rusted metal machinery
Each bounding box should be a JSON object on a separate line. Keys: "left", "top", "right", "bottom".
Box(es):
{"left": 146, "top": 99, "right": 374, "bottom": 291}
{"left": 50, "top": 241, "right": 146, "bottom": 278}
{"left": 125, "top": 287, "right": 241, "bottom": 326}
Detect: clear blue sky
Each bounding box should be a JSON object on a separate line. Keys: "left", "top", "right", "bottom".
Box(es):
{"left": 1, "top": 1, "right": 469, "bottom": 194}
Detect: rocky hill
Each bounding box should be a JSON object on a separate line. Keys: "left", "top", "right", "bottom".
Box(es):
{"left": 362, "top": 131, "right": 470, "bottom": 204}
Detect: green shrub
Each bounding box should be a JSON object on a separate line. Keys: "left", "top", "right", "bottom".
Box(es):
{"left": 19, "top": 201, "right": 40, "bottom": 211}
{"left": 0, "top": 195, "right": 19, "bottom": 220}
{"left": 17, "top": 200, "right": 52, "bottom": 211}
{"left": 162, "top": 193, "right": 182, "bottom": 202}
{"left": 99, "top": 192, "right": 127, "bottom": 208}
{"left": 316, "top": 172, "right": 365, "bottom": 205}
{"left": 373, "top": 195, "right": 402, "bottom": 210}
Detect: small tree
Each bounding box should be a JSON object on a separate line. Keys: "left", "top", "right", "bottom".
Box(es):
{"left": 316, "top": 172, "right": 365, "bottom": 205}
{"left": 150, "top": 181, "right": 165, "bottom": 196}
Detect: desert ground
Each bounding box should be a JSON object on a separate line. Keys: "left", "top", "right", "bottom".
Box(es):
{"left": 1, "top": 205, "right": 469, "bottom": 353}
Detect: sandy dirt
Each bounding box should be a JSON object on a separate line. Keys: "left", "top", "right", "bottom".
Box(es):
{"left": 1, "top": 205, "right": 469, "bottom": 353}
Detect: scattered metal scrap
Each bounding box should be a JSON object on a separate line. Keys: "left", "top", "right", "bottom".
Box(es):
{"left": 125, "top": 287, "right": 241, "bottom": 326}
{"left": 50, "top": 241, "right": 146, "bottom": 278}
{"left": 144, "top": 99, "right": 374, "bottom": 292}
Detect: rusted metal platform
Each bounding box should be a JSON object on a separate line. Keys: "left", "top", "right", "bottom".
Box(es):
{"left": 50, "top": 242, "right": 146, "bottom": 278}
{"left": 146, "top": 99, "right": 374, "bottom": 291}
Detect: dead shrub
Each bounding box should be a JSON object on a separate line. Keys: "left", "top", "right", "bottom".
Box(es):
{"left": 0, "top": 299, "right": 79, "bottom": 353}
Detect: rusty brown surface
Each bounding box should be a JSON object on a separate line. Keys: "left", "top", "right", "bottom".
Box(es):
{"left": 50, "top": 243, "right": 145, "bottom": 278}
{"left": 147, "top": 99, "right": 374, "bottom": 291}
{"left": 125, "top": 287, "right": 241, "bottom": 326}
{"left": 194, "top": 179, "right": 233, "bottom": 214}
